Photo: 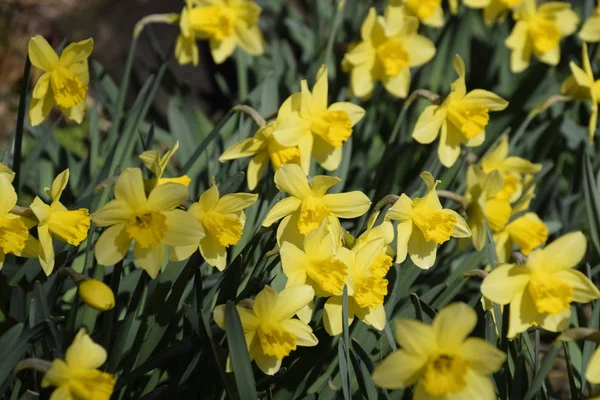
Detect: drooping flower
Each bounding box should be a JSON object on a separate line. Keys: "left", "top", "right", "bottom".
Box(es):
{"left": 77, "top": 279, "right": 116, "bottom": 311}
{"left": 561, "top": 44, "right": 600, "bottom": 143}
{"left": 342, "top": 6, "right": 435, "bottom": 100}
{"left": 188, "top": 0, "right": 264, "bottom": 64}
{"left": 42, "top": 329, "right": 115, "bottom": 399}
{"left": 273, "top": 65, "right": 365, "bottom": 173}
{"left": 505, "top": 0, "right": 579, "bottom": 73}
{"left": 580, "top": 0, "right": 600, "bottom": 43}
{"left": 481, "top": 232, "right": 600, "bottom": 338}
{"left": 170, "top": 179, "right": 257, "bottom": 271}
{"left": 213, "top": 285, "right": 318, "bottom": 375}
{"left": 28, "top": 35, "right": 93, "bottom": 126}
{"left": 30, "top": 170, "right": 90, "bottom": 275}
{"left": 385, "top": 172, "right": 471, "bottom": 269}
{"left": 262, "top": 164, "right": 371, "bottom": 247}
{"left": 372, "top": 302, "right": 506, "bottom": 399}
{"left": 390, "top": 0, "right": 445, "bottom": 28}
{"left": 219, "top": 94, "right": 302, "bottom": 190}
{"left": 412, "top": 55, "right": 508, "bottom": 167}
{"left": 92, "top": 168, "right": 203, "bottom": 278}
{"left": 139, "top": 140, "right": 191, "bottom": 191}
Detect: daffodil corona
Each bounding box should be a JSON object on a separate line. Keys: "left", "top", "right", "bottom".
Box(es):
{"left": 28, "top": 35, "right": 93, "bottom": 126}
{"left": 372, "top": 303, "right": 506, "bottom": 399}
{"left": 412, "top": 55, "right": 508, "bottom": 167}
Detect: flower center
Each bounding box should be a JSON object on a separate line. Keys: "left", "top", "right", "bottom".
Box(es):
{"left": 484, "top": 198, "right": 512, "bottom": 233}
{"left": 311, "top": 110, "right": 353, "bottom": 148}
{"left": 267, "top": 139, "right": 301, "bottom": 170}
{"left": 257, "top": 323, "right": 297, "bottom": 359}
{"left": 528, "top": 271, "right": 573, "bottom": 315}
{"left": 506, "top": 216, "right": 548, "bottom": 255}
{"left": 447, "top": 102, "right": 490, "bottom": 139}
{"left": 125, "top": 211, "right": 167, "bottom": 248}
{"left": 189, "top": 4, "right": 235, "bottom": 42}
{"left": 0, "top": 216, "right": 29, "bottom": 255}
{"left": 422, "top": 353, "right": 468, "bottom": 396}
{"left": 200, "top": 210, "right": 243, "bottom": 247}
{"left": 376, "top": 38, "right": 410, "bottom": 77}
{"left": 50, "top": 67, "right": 87, "bottom": 109}
{"left": 307, "top": 257, "right": 347, "bottom": 296}
{"left": 354, "top": 275, "right": 388, "bottom": 309}
{"left": 412, "top": 201, "right": 457, "bottom": 244}
{"left": 529, "top": 16, "right": 561, "bottom": 54}
{"left": 297, "top": 196, "right": 330, "bottom": 235}
{"left": 48, "top": 208, "right": 90, "bottom": 246}
{"left": 405, "top": 0, "right": 441, "bottom": 19}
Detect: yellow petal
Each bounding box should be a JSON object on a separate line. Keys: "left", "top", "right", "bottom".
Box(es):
{"left": 163, "top": 209, "right": 205, "bottom": 246}
{"left": 276, "top": 213, "right": 305, "bottom": 247}
{"left": 50, "top": 169, "right": 69, "bottom": 201}
{"left": 481, "top": 135, "right": 509, "bottom": 172}
{"left": 407, "top": 226, "right": 437, "bottom": 269}
{"left": 505, "top": 21, "right": 531, "bottom": 73}
{"left": 312, "top": 65, "right": 329, "bottom": 113}
{"left": 210, "top": 37, "right": 237, "bottom": 64}
{"left": 350, "top": 64, "right": 376, "bottom": 99}
{"left": 61, "top": 101, "right": 86, "bottom": 124}
{"left": 274, "top": 164, "right": 311, "bottom": 198}
{"left": 65, "top": 329, "right": 107, "bottom": 369}
{"left": 356, "top": 303, "right": 386, "bottom": 330}
{"left": 147, "top": 182, "right": 188, "bottom": 211}
{"left": 312, "top": 137, "right": 342, "bottom": 171}
{"left": 273, "top": 285, "right": 315, "bottom": 321}
{"left": 28, "top": 35, "right": 58, "bottom": 71}
{"left": 323, "top": 296, "right": 354, "bottom": 336}
{"left": 450, "top": 55, "right": 467, "bottom": 98}
{"left": 502, "top": 156, "right": 542, "bottom": 174}
{"left": 235, "top": 25, "right": 264, "bottom": 56}
{"left": 175, "top": 33, "right": 200, "bottom": 66}
{"left": 382, "top": 67, "right": 410, "bottom": 99}
{"left": 91, "top": 199, "right": 133, "bottom": 226}
{"left": 115, "top": 169, "right": 147, "bottom": 210}
{"left": 328, "top": 102, "right": 366, "bottom": 125}
{"left": 59, "top": 38, "right": 93, "bottom": 70}
{"left": 580, "top": 15, "right": 600, "bottom": 43}
{"left": 95, "top": 224, "right": 130, "bottom": 266}
{"left": 404, "top": 35, "right": 436, "bottom": 67}
{"left": 438, "top": 122, "right": 461, "bottom": 167}
{"left": 395, "top": 319, "right": 435, "bottom": 355}
{"left": 247, "top": 152, "right": 269, "bottom": 190}
{"left": 540, "top": 231, "right": 586, "bottom": 272}
{"left": 395, "top": 220, "right": 413, "bottom": 264}
{"left": 463, "top": 89, "right": 509, "bottom": 111}
{"left": 219, "top": 138, "right": 262, "bottom": 161}
{"left": 262, "top": 197, "right": 302, "bottom": 227}
{"left": 310, "top": 176, "right": 341, "bottom": 196}
{"left": 461, "top": 337, "right": 506, "bottom": 374}
{"left": 133, "top": 242, "right": 165, "bottom": 278}
{"left": 272, "top": 112, "right": 311, "bottom": 147}
{"left": 198, "top": 182, "right": 219, "bottom": 212}
{"left": 553, "top": 269, "right": 600, "bottom": 303}
{"left": 198, "top": 235, "right": 227, "bottom": 270}
{"left": 386, "top": 193, "right": 413, "bottom": 222}
{"left": 586, "top": 347, "right": 600, "bottom": 384}
{"left": 280, "top": 319, "right": 318, "bottom": 346}
{"left": 216, "top": 193, "right": 258, "bottom": 214}
{"left": 480, "top": 264, "right": 529, "bottom": 304}
{"left": 322, "top": 191, "right": 371, "bottom": 218}
{"left": 37, "top": 224, "right": 54, "bottom": 276}
{"left": 29, "top": 73, "right": 54, "bottom": 126}
{"left": 280, "top": 242, "right": 309, "bottom": 286}
{"left": 0, "top": 175, "right": 16, "bottom": 214}
{"left": 254, "top": 353, "right": 282, "bottom": 375}
{"left": 169, "top": 244, "right": 198, "bottom": 262}
{"left": 278, "top": 92, "right": 302, "bottom": 119}
{"left": 372, "top": 349, "right": 427, "bottom": 389}
{"left": 553, "top": 8, "right": 579, "bottom": 36}
{"left": 433, "top": 302, "right": 476, "bottom": 349}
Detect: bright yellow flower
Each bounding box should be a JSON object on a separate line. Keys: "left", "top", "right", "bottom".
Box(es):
{"left": 580, "top": 0, "right": 600, "bottom": 43}
{"left": 262, "top": 164, "right": 371, "bottom": 247}
{"left": 139, "top": 141, "right": 191, "bottom": 191}
{"left": 390, "top": 0, "right": 445, "bottom": 28}
{"left": 273, "top": 65, "right": 365, "bottom": 173}
{"left": 175, "top": 0, "right": 201, "bottom": 66}
{"left": 78, "top": 279, "right": 115, "bottom": 311}
{"left": 170, "top": 179, "right": 257, "bottom": 271}
{"left": 494, "top": 211, "right": 548, "bottom": 263}
{"left": 219, "top": 94, "right": 302, "bottom": 190}
{"left": 188, "top": 0, "right": 264, "bottom": 64}
{"left": 30, "top": 170, "right": 90, "bottom": 275}
{"left": 372, "top": 302, "right": 506, "bottom": 399}
{"left": 412, "top": 55, "right": 508, "bottom": 167}
{"left": 342, "top": 6, "right": 435, "bottom": 100}
{"left": 505, "top": 0, "right": 578, "bottom": 73}
{"left": 481, "top": 232, "right": 600, "bottom": 338}
{"left": 42, "top": 329, "right": 115, "bottom": 400}
{"left": 28, "top": 35, "right": 93, "bottom": 126}
{"left": 92, "top": 168, "right": 203, "bottom": 278}
{"left": 213, "top": 285, "right": 318, "bottom": 375}
{"left": 385, "top": 172, "right": 471, "bottom": 269}
{"left": 561, "top": 44, "right": 600, "bottom": 143}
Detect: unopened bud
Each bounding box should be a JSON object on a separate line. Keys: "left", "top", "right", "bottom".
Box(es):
{"left": 78, "top": 279, "right": 115, "bottom": 311}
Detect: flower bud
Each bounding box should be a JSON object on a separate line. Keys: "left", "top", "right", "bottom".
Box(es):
{"left": 78, "top": 279, "right": 115, "bottom": 311}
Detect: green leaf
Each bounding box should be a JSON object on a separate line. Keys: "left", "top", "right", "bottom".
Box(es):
{"left": 225, "top": 301, "right": 257, "bottom": 400}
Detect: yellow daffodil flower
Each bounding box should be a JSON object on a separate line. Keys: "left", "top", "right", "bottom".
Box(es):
{"left": 481, "top": 232, "right": 600, "bottom": 338}
{"left": 273, "top": 65, "right": 365, "bottom": 173}
{"left": 92, "top": 168, "right": 203, "bottom": 278}
{"left": 213, "top": 285, "right": 318, "bottom": 375}
{"left": 78, "top": 279, "right": 116, "bottom": 311}
{"left": 580, "top": 0, "right": 600, "bottom": 43}
{"left": 390, "top": 0, "right": 445, "bottom": 28}
{"left": 412, "top": 55, "right": 508, "bottom": 167}
{"left": 219, "top": 94, "right": 302, "bottom": 190}
{"left": 505, "top": 0, "right": 579, "bottom": 73}
{"left": 176, "top": 0, "right": 200, "bottom": 65}
{"left": 561, "top": 44, "right": 600, "bottom": 142}
{"left": 342, "top": 6, "right": 435, "bottom": 100}
{"left": 372, "top": 302, "right": 506, "bottom": 398}
{"left": 482, "top": 0, "right": 525, "bottom": 24}
{"left": 170, "top": 179, "right": 257, "bottom": 271}
{"left": 262, "top": 164, "right": 371, "bottom": 247}
{"left": 30, "top": 170, "right": 90, "bottom": 275}
{"left": 385, "top": 172, "right": 471, "bottom": 269}
{"left": 42, "top": 329, "right": 115, "bottom": 399}
{"left": 28, "top": 35, "right": 93, "bottom": 126}
{"left": 494, "top": 211, "right": 548, "bottom": 263}
{"left": 188, "top": 0, "right": 264, "bottom": 64}
{"left": 139, "top": 141, "right": 191, "bottom": 191}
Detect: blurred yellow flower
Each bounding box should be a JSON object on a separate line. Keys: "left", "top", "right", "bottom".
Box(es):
{"left": 273, "top": 65, "right": 365, "bottom": 173}
{"left": 175, "top": 0, "right": 200, "bottom": 65}
{"left": 170, "top": 179, "right": 257, "bottom": 271}
{"left": 28, "top": 35, "right": 93, "bottom": 126}
{"left": 188, "top": 0, "right": 264, "bottom": 64}
{"left": 494, "top": 211, "right": 548, "bottom": 262}
{"left": 481, "top": 232, "right": 599, "bottom": 338}
{"left": 262, "top": 164, "right": 371, "bottom": 246}
{"left": 412, "top": 55, "right": 508, "bottom": 167}
{"left": 42, "top": 329, "right": 115, "bottom": 400}
{"left": 30, "top": 170, "right": 90, "bottom": 275}
{"left": 390, "top": 0, "right": 445, "bottom": 28}
{"left": 482, "top": 0, "right": 525, "bottom": 24}
{"left": 561, "top": 44, "right": 600, "bottom": 143}
{"left": 372, "top": 302, "right": 506, "bottom": 398}
{"left": 139, "top": 141, "right": 191, "bottom": 191}
{"left": 213, "top": 285, "right": 318, "bottom": 375}
{"left": 92, "top": 168, "right": 203, "bottom": 278}
{"left": 505, "top": 0, "right": 578, "bottom": 73}
{"left": 580, "top": 0, "right": 600, "bottom": 43}
{"left": 219, "top": 94, "right": 302, "bottom": 190}
{"left": 385, "top": 172, "right": 471, "bottom": 269}
{"left": 78, "top": 279, "right": 115, "bottom": 311}
{"left": 342, "top": 6, "right": 435, "bottom": 100}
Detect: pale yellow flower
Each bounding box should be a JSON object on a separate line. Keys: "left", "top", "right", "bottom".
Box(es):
{"left": 580, "top": 0, "right": 600, "bottom": 43}
{"left": 412, "top": 55, "right": 508, "bottom": 167}
{"left": 481, "top": 232, "right": 600, "bottom": 338}
{"left": 372, "top": 303, "right": 506, "bottom": 399}
{"left": 139, "top": 141, "right": 191, "bottom": 191}
{"left": 342, "top": 6, "right": 435, "bottom": 100}
{"left": 28, "top": 35, "right": 93, "bottom": 126}
{"left": 505, "top": 0, "right": 579, "bottom": 73}
{"left": 389, "top": 0, "right": 445, "bottom": 28}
